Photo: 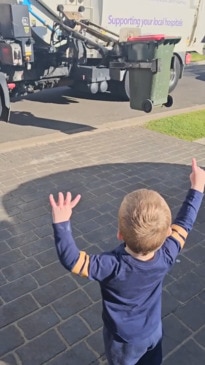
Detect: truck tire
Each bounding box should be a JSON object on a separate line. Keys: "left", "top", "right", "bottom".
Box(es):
{"left": 0, "top": 91, "right": 6, "bottom": 122}
{"left": 109, "top": 71, "right": 130, "bottom": 101}
{"left": 0, "top": 76, "right": 10, "bottom": 122}
{"left": 118, "top": 71, "right": 130, "bottom": 101}
{"left": 0, "top": 95, "right": 2, "bottom": 120}
{"left": 169, "top": 56, "right": 181, "bottom": 93}
{"left": 0, "top": 93, "right": 10, "bottom": 122}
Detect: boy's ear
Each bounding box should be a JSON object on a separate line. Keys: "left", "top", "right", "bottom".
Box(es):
{"left": 117, "top": 230, "right": 123, "bottom": 241}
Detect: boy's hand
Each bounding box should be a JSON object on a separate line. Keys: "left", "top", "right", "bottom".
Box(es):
{"left": 49, "top": 192, "right": 81, "bottom": 224}
{"left": 190, "top": 158, "right": 205, "bottom": 193}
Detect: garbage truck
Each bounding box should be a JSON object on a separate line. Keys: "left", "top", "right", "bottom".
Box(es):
{"left": 0, "top": 0, "right": 204, "bottom": 121}
{"left": 20, "top": 0, "right": 205, "bottom": 99}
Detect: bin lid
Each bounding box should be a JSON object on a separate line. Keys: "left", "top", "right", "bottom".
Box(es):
{"left": 128, "top": 34, "right": 165, "bottom": 42}
{"left": 127, "top": 35, "right": 181, "bottom": 44}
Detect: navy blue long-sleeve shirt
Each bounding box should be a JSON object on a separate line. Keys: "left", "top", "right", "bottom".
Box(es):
{"left": 52, "top": 189, "right": 203, "bottom": 343}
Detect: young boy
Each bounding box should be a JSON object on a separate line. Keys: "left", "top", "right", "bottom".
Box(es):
{"left": 49, "top": 158, "right": 205, "bottom": 365}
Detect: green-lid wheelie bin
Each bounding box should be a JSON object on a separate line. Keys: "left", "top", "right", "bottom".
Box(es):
{"left": 124, "top": 34, "right": 181, "bottom": 113}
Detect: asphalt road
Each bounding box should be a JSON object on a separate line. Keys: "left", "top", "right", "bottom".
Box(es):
{"left": 1, "top": 64, "right": 205, "bottom": 144}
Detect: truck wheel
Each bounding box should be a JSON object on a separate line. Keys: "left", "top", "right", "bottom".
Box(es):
{"left": 0, "top": 93, "right": 10, "bottom": 122}
{"left": 119, "top": 71, "right": 130, "bottom": 101}
{"left": 169, "top": 56, "right": 181, "bottom": 93}
{"left": 109, "top": 71, "right": 130, "bottom": 101}
{"left": 0, "top": 96, "right": 2, "bottom": 120}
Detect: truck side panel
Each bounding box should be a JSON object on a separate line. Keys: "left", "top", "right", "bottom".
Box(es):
{"left": 99, "top": 0, "right": 205, "bottom": 54}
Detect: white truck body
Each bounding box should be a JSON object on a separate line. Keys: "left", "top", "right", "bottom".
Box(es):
{"left": 26, "top": 0, "right": 205, "bottom": 55}
{"left": 95, "top": 0, "right": 205, "bottom": 54}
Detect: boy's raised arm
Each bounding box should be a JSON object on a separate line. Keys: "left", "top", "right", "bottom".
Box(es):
{"left": 50, "top": 192, "right": 118, "bottom": 281}
{"left": 190, "top": 158, "right": 205, "bottom": 194}
{"left": 49, "top": 192, "right": 82, "bottom": 271}
{"left": 171, "top": 158, "right": 205, "bottom": 247}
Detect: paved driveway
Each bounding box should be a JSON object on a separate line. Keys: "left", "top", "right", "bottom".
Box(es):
{"left": 0, "top": 124, "right": 205, "bottom": 364}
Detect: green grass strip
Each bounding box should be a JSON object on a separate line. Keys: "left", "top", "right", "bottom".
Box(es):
{"left": 145, "top": 110, "right": 205, "bottom": 141}
{"left": 191, "top": 52, "right": 205, "bottom": 62}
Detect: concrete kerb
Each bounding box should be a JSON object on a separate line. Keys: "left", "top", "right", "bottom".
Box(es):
{"left": 0, "top": 103, "right": 205, "bottom": 153}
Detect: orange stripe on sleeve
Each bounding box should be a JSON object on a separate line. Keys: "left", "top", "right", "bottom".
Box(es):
{"left": 170, "top": 231, "right": 185, "bottom": 248}
{"left": 80, "top": 254, "right": 90, "bottom": 277}
{"left": 71, "top": 251, "right": 86, "bottom": 275}
{"left": 171, "top": 224, "right": 188, "bottom": 239}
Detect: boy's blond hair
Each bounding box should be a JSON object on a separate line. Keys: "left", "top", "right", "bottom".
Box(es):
{"left": 118, "top": 189, "right": 172, "bottom": 255}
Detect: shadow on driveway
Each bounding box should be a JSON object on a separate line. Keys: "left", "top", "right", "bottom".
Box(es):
{"left": 1, "top": 162, "right": 205, "bottom": 364}
{"left": 10, "top": 111, "right": 96, "bottom": 135}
